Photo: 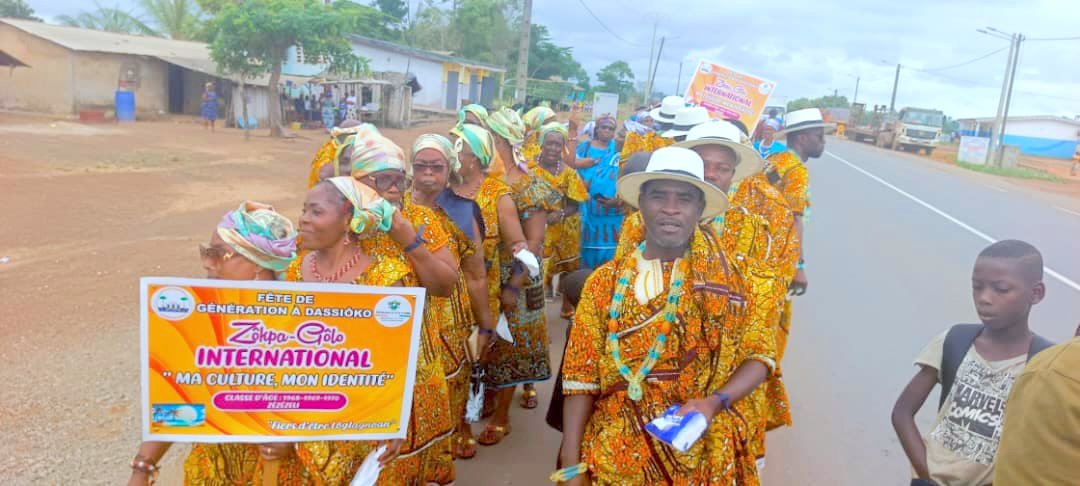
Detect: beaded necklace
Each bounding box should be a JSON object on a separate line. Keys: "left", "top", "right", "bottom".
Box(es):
{"left": 607, "top": 243, "right": 689, "bottom": 401}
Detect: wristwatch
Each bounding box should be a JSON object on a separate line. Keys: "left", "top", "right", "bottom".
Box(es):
{"left": 404, "top": 225, "right": 428, "bottom": 253}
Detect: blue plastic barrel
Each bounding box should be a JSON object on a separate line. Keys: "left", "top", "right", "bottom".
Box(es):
{"left": 115, "top": 90, "right": 135, "bottom": 122}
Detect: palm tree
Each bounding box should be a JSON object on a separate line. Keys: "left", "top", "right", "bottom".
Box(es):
{"left": 136, "top": 0, "right": 202, "bottom": 41}
{"left": 56, "top": 3, "right": 156, "bottom": 36}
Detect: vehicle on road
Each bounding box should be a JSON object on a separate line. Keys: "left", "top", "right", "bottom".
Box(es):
{"left": 846, "top": 103, "right": 945, "bottom": 155}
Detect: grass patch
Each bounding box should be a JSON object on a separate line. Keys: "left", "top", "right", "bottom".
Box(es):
{"left": 955, "top": 161, "right": 1062, "bottom": 182}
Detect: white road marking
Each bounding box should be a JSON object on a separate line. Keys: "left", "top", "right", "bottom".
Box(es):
{"left": 827, "top": 150, "right": 1080, "bottom": 293}
{"left": 1055, "top": 206, "right": 1080, "bottom": 217}
{"left": 982, "top": 184, "right": 1008, "bottom": 193}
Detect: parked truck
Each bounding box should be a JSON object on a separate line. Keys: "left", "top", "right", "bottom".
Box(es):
{"left": 846, "top": 103, "right": 945, "bottom": 155}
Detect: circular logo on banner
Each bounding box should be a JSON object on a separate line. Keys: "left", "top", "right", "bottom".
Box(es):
{"left": 151, "top": 286, "right": 195, "bottom": 321}
{"left": 374, "top": 295, "right": 413, "bottom": 327}
{"left": 759, "top": 82, "right": 773, "bottom": 95}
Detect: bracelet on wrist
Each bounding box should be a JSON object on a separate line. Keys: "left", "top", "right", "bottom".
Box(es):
{"left": 549, "top": 462, "right": 588, "bottom": 482}
{"left": 503, "top": 284, "right": 521, "bottom": 295}
{"left": 131, "top": 456, "right": 160, "bottom": 483}
{"left": 404, "top": 227, "right": 428, "bottom": 253}
{"left": 710, "top": 391, "right": 732, "bottom": 411}
{"left": 478, "top": 327, "right": 495, "bottom": 336}
{"left": 797, "top": 261, "right": 805, "bottom": 270}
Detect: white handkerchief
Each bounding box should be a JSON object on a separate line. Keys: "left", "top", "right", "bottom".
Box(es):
{"left": 496, "top": 314, "right": 514, "bottom": 343}
{"left": 349, "top": 444, "right": 386, "bottom": 486}
{"left": 514, "top": 248, "right": 541, "bottom": 277}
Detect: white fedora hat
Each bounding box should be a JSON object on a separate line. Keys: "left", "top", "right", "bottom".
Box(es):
{"left": 775, "top": 108, "right": 836, "bottom": 137}
{"left": 649, "top": 96, "right": 685, "bottom": 124}
{"left": 617, "top": 146, "right": 728, "bottom": 221}
{"left": 676, "top": 121, "right": 764, "bottom": 183}
{"left": 661, "top": 106, "right": 711, "bottom": 138}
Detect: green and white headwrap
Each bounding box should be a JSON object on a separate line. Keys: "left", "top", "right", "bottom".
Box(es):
{"left": 451, "top": 123, "right": 495, "bottom": 169}
{"left": 411, "top": 134, "right": 460, "bottom": 176}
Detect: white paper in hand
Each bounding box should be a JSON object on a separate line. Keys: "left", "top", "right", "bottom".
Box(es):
{"left": 514, "top": 248, "right": 541, "bottom": 277}
{"left": 495, "top": 314, "right": 514, "bottom": 343}
{"left": 349, "top": 444, "right": 387, "bottom": 486}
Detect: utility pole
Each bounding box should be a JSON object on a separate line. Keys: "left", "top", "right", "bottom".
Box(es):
{"left": 889, "top": 64, "right": 900, "bottom": 113}
{"left": 989, "top": 31, "right": 1018, "bottom": 166}
{"left": 644, "top": 20, "right": 657, "bottom": 105}
{"left": 997, "top": 33, "right": 1023, "bottom": 166}
{"left": 853, "top": 76, "right": 860, "bottom": 104}
{"left": 514, "top": 0, "right": 532, "bottom": 105}
{"left": 675, "top": 60, "right": 684, "bottom": 96}
{"left": 647, "top": 36, "right": 665, "bottom": 102}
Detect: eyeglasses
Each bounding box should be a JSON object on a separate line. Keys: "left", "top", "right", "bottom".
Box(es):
{"left": 366, "top": 173, "right": 408, "bottom": 191}
{"left": 198, "top": 243, "right": 234, "bottom": 262}
{"left": 597, "top": 124, "right": 616, "bottom": 131}
{"left": 412, "top": 162, "right": 447, "bottom": 174}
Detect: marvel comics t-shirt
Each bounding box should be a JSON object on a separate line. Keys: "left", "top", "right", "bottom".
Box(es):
{"left": 913, "top": 331, "right": 1027, "bottom": 486}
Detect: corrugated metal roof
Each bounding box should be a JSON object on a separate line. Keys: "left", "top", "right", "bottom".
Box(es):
{"left": 1, "top": 17, "right": 209, "bottom": 59}
{"left": 959, "top": 115, "right": 1080, "bottom": 127}
{"left": 0, "top": 18, "right": 318, "bottom": 87}
{"left": 349, "top": 35, "right": 506, "bottom": 73}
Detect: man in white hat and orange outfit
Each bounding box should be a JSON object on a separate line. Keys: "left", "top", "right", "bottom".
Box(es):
{"left": 763, "top": 108, "right": 833, "bottom": 369}
{"left": 556, "top": 147, "right": 775, "bottom": 485}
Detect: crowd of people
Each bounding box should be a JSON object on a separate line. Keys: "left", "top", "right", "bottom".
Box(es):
{"left": 126, "top": 92, "right": 1079, "bottom": 485}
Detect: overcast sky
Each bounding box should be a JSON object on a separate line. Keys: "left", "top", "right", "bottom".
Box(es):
{"left": 27, "top": 0, "right": 1080, "bottom": 118}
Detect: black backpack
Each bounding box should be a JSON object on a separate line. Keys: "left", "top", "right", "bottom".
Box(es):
{"left": 938, "top": 323, "right": 1055, "bottom": 410}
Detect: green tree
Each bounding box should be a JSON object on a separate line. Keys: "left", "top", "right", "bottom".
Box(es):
{"left": 509, "top": 24, "right": 588, "bottom": 88}
{"left": 597, "top": 60, "right": 635, "bottom": 100}
{"left": 335, "top": 0, "right": 399, "bottom": 42}
{"left": 56, "top": 2, "right": 155, "bottom": 35}
{"left": 374, "top": 0, "right": 408, "bottom": 22}
{"left": 135, "top": 0, "right": 202, "bottom": 40}
{"left": 0, "top": 0, "right": 41, "bottom": 21}
{"left": 201, "top": 0, "right": 365, "bottom": 138}
{"left": 786, "top": 94, "right": 850, "bottom": 112}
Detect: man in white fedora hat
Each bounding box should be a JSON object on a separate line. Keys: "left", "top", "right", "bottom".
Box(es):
{"left": 557, "top": 146, "right": 774, "bottom": 485}
{"left": 679, "top": 120, "right": 799, "bottom": 450}
{"left": 649, "top": 95, "right": 685, "bottom": 132}
{"left": 661, "top": 106, "right": 711, "bottom": 141}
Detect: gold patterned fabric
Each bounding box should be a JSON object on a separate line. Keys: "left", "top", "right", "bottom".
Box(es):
{"left": 530, "top": 159, "right": 588, "bottom": 286}
{"left": 183, "top": 443, "right": 309, "bottom": 485}
{"left": 308, "top": 139, "right": 339, "bottom": 189}
{"left": 764, "top": 150, "right": 810, "bottom": 216}
{"left": 470, "top": 176, "right": 514, "bottom": 323}
{"left": 562, "top": 228, "right": 775, "bottom": 484}
{"left": 286, "top": 231, "right": 454, "bottom": 485}
{"left": 403, "top": 193, "right": 477, "bottom": 433}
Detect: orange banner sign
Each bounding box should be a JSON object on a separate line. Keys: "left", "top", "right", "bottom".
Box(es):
{"left": 684, "top": 60, "right": 777, "bottom": 131}
{"left": 141, "top": 277, "right": 425, "bottom": 443}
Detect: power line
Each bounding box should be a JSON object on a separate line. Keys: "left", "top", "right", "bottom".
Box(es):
{"left": 913, "top": 46, "right": 1008, "bottom": 73}
{"left": 573, "top": 0, "right": 641, "bottom": 47}
{"left": 915, "top": 70, "right": 1080, "bottom": 103}
{"left": 1026, "top": 35, "right": 1080, "bottom": 41}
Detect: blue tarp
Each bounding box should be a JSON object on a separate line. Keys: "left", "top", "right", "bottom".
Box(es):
{"left": 959, "top": 130, "right": 1077, "bottom": 159}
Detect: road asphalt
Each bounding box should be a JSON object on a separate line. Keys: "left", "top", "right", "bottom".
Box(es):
{"left": 457, "top": 138, "right": 1080, "bottom": 485}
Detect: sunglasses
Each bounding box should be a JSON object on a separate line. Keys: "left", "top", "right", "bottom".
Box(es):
{"left": 365, "top": 172, "right": 408, "bottom": 191}
{"left": 198, "top": 243, "right": 234, "bottom": 262}
{"left": 412, "top": 162, "right": 447, "bottom": 174}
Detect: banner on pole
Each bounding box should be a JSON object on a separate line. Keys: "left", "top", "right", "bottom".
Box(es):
{"left": 141, "top": 277, "right": 425, "bottom": 443}
{"left": 684, "top": 61, "right": 777, "bottom": 131}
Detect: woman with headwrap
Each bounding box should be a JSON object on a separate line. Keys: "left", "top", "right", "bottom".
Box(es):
{"left": 347, "top": 132, "right": 466, "bottom": 484}
{"left": 448, "top": 122, "right": 532, "bottom": 448}
{"left": 127, "top": 202, "right": 306, "bottom": 486}
{"left": 483, "top": 107, "right": 561, "bottom": 435}
{"left": 306, "top": 120, "right": 367, "bottom": 188}
{"left": 407, "top": 134, "right": 497, "bottom": 460}
{"left": 753, "top": 117, "right": 787, "bottom": 159}
{"left": 529, "top": 122, "right": 587, "bottom": 318}
{"left": 520, "top": 105, "right": 557, "bottom": 162}
{"left": 575, "top": 114, "right": 625, "bottom": 269}
{"left": 458, "top": 103, "right": 489, "bottom": 128}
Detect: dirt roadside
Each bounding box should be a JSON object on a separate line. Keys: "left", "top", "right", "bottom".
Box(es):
{"left": 0, "top": 113, "right": 454, "bottom": 484}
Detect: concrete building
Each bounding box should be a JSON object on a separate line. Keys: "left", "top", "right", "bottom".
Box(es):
{"left": 958, "top": 115, "right": 1080, "bottom": 159}
{"left": 283, "top": 35, "right": 505, "bottom": 111}
{"left": 0, "top": 18, "right": 301, "bottom": 125}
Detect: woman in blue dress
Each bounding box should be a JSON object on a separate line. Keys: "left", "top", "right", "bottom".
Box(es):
{"left": 201, "top": 82, "right": 218, "bottom": 132}
{"left": 574, "top": 115, "right": 623, "bottom": 268}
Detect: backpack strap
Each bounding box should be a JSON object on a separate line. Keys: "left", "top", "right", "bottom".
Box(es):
{"left": 1028, "top": 334, "right": 1055, "bottom": 359}
{"left": 939, "top": 324, "right": 982, "bottom": 410}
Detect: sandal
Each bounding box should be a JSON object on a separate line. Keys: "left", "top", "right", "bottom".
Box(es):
{"left": 477, "top": 423, "right": 511, "bottom": 446}
{"left": 520, "top": 388, "right": 538, "bottom": 409}
{"left": 453, "top": 434, "right": 477, "bottom": 460}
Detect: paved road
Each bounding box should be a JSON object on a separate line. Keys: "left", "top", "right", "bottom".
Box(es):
{"left": 457, "top": 138, "right": 1080, "bottom": 485}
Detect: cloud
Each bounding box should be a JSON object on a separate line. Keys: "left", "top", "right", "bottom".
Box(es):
{"left": 534, "top": 0, "right": 1080, "bottom": 117}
